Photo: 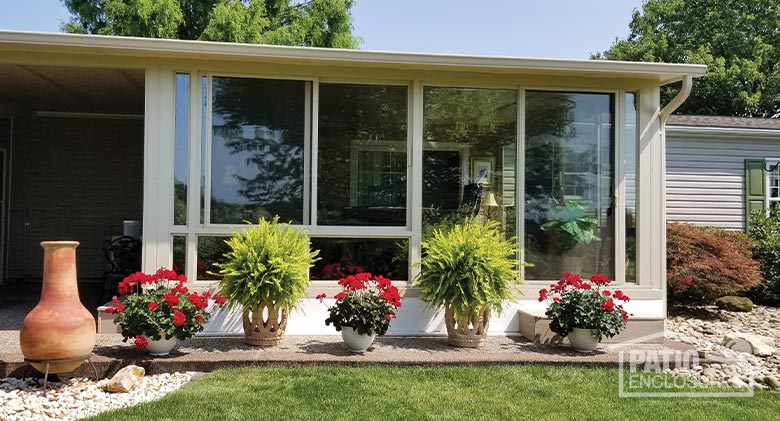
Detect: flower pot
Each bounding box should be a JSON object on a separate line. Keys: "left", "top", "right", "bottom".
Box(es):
{"left": 145, "top": 336, "right": 178, "bottom": 356}
{"left": 444, "top": 303, "right": 489, "bottom": 348}
{"left": 568, "top": 327, "right": 600, "bottom": 353}
{"left": 20, "top": 242, "right": 96, "bottom": 374}
{"left": 341, "top": 326, "right": 376, "bottom": 353}
{"left": 243, "top": 300, "right": 288, "bottom": 346}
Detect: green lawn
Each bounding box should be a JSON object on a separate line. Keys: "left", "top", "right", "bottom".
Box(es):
{"left": 91, "top": 365, "right": 779, "bottom": 421}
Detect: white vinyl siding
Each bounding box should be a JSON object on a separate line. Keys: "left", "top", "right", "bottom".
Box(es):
{"left": 666, "top": 133, "right": 780, "bottom": 230}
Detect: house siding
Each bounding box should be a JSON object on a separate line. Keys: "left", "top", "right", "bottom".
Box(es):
{"left": 6, "top": 116, "right": 143, "bottom": 281}
{"left": 666, "top": 133, "right": 780, "bottom": 230}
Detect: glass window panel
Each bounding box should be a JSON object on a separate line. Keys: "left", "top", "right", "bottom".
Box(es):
{"left": 525, "top": 91, "right": 615, "bottom": 280}
{"left": 174, "top": 73, "right": 189, "bottom": 226}
{"left": 317, "top": 84, "right": 408, "bottom": 226}
{"left": 197, "top": 236, "right": 231, "bottom": 280}
{"left": 172, "top": 235, "right": 186, "bottom": 276}
{"left": 200, "top": 76, "right": 207, "bottom": 225}
{"left": 625, "top": 93, "right": 637, "bottom": 283}
{"left": 421, "top": 87, "right": 518, "bottom": 238}
{"left": 310, "top": 238, "right": 409, "bottom": 281}
{"left": 210, "top": 77, "right": 307, "bottom": 224}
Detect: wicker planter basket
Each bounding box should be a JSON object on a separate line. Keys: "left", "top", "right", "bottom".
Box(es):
{"left": 444, "top": 303, "right": 490, "bottom": 348}
{"left": 242, "top": 300, "right": 288, "bottom": 346}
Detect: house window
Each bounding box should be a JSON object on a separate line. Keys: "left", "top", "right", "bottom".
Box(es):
{"left": 625, "top": 92, "right": 638, "bottom": 283}
{"left": 421, "top": 87, "right": 518, "bottom": 236}
{"left": 209, "top": 77, "right": 309, "bottom": 225}
{"left": 767, "top": 160, "right": 780, "bottom": 210}
{"left": 524, "top": 91, "right": 615, "bottom": 280}
{"left": 317, "top": 83, "right": 408, "bottom": 226}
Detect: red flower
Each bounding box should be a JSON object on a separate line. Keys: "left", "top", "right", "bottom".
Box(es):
{"left": 590, "top": 274, "right": 611, "bottom": 286}
{"left": 148, "top": 302, "right": 159, "bottom": 310}
{"left": 213, "top": 294, "right": 227, "bottom": 306}
{"left": 173, "top": 282, "right": 189, "bottom": 295}
{"left": 601, "top": 298, "right": 615, "bottom": 312}
{"left": 613, "top": 290, "right": 630, "bottom": 302}
{"left": 173, "top": 309, "right": 186, "bottom": 326}
{"left": 604, "top": 290, "right": 611, "bottom": 297}
{"left": 385, "top": 314, "right": 393, "bottom": 321}
{"left": 553, "top": 297, "right": 560, "bottom": 303}
{"left": 112, "top": 296, "right": 120, "bottom": 304}
{"left": 134, "top": 335, "right": 148, "bottom": 349}
{"left": 538, "top": 288, "right": 548, "bottom": 302}
{"left": 334, "top": 291, "right": 347, "bottom": 301}
{"left": 315, "top": 293, "right": 326, "bottom": 300}
{"left": 164, "top": 292, "right": 179, "bottom": 307}
{"left": 622, "top": 311, "right": 629, "bottom": 322}
{"left": 195, "top": 315, "right": 205, "bottom": 324}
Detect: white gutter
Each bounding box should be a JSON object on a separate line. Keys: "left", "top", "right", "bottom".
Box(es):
{"left": 659, "top": 75, "right": 693, "bottom": 122}
{"left": 0, "top": 30, "right": 707, "bottom": 81}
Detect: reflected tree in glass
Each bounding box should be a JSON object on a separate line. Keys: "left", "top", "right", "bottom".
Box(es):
{"left": 210, "top": 77, "right": 306, "bottom": 224}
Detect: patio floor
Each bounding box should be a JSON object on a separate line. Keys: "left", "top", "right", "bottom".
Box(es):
{"left": 0, "top": 285, "right": 695, "bottom": 378}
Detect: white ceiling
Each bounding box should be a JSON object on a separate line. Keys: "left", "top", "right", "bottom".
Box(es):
{"left": 0, "top": 64, "right": 144, "bottom": 116}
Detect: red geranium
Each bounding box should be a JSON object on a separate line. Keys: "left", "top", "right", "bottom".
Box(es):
{"left": 540, "top": 272, "right": 631, "bottom": 341}
{"left": 321, "top": 269, "right": 402, "bottom": 336}
{"left": 111, "top": 268, "right": 227, "bottom": 348}
{"left": 134, "top": 335, "right": 148, "bottom": 349}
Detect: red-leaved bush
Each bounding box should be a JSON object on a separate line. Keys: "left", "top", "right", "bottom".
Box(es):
{"left": 667, "top": 223, "right": 761, "bottom": 303}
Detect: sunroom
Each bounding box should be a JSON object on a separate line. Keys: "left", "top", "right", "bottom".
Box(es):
{"left": 0, "top": 32, "right": 706, "bottom": 338}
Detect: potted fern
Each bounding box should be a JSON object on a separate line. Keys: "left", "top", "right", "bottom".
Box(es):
{"left": 214, "top": 217, "right": 319, "bottom": 346}
{"left": 414, "top": 217, "right": 529, "bottom": 348}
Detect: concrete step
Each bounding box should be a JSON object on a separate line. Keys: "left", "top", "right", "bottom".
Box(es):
{"left": 518, "top": 309, "right": 665, "bottom": 344}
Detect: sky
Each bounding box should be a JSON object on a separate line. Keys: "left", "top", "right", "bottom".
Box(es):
{"left": 0, "top": 0, "right": 645, "bottom": 59}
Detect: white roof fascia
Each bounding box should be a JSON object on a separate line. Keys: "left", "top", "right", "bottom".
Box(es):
{"left": 0, "top": 30, "right": 707, "bottom": 83}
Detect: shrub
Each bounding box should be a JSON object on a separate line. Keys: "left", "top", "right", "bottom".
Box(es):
{"left": 748, "top": 208, "right": 780, "bottom": 304}
{"left": 214, "top": 217, "right": 319, "bottom": 312}
{"left": 414, "top": 217, "right": 529, "bottom": 319}
{"left": 666, "top": 223, "right": 761, "bottom": 303}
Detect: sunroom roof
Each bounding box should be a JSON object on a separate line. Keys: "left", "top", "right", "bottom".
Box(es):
{"left": 0, "top": 30, "right": 706, "bottom": 84}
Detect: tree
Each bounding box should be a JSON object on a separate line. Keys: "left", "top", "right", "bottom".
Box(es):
{"left": 61, "top": 0, "right": 360, "bottom": 48}
{"left": 593, "top": 0, "right": 780, "bottom": 117}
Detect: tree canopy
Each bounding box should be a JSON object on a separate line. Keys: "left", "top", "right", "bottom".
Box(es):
{"left": 593, "top": 0, "right": 780, "bottom": 117}
{"left": 61, "top": 0, "right": 360, "bottom": 48}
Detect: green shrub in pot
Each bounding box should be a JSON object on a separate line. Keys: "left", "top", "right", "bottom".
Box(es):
{"left": 214, "top": 217, "right": 319, "bottom": 346}
{"left": 414, "top": 217, "right": 529, "bottom": 348}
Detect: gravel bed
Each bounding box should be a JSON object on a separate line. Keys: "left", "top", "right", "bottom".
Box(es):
{"left": 666, "top": 304, "right": 780, "bottom": 389}
{"left": 0, "top": 372, "right": 198, "bottom": 420}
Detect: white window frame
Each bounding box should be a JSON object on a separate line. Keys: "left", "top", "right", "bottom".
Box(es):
{"left": 765, "top": 158, "right": 780, "bottom": 211}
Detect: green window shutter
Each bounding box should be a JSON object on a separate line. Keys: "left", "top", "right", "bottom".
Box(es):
{"left": 745, "top": 159, "right": 766, "bottom": 231}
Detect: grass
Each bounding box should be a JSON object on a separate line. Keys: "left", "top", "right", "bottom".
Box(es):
{"left": 91, "top": 365, "right": 779, "bottom": 421}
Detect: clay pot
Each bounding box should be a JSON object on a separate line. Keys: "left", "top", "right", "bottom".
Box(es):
{"left": 444, "top": 302, "right": 489, "bottom": 348}
{"left": 242, "top": 300, "right": 288, "bottom": 346}
{"left": 20, "top": 241, "right": 96, "bottom": 373}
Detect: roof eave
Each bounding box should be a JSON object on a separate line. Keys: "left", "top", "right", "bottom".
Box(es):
{"left": 0, "top": 30, "right": 707, "bottom": 81}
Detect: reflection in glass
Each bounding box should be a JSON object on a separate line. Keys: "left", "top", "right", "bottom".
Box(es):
{"left": 318, "top": 84, "right": 408, "bottom": 226}
{"left": 310, "top": 238, "right": 409, "bottom": 280}
{"left": 210, "top": 77, "right": 307, "bottom": 224}
{"left": 421, "top": 87, "right": 517, "bottom": 239}
{"left": 625, "top": 93, "right": 637, "bottom": 282}
{"left": 174, "top": 73, "right": 189, "bottom": 225}
{"left": 524, "top": 91, "right": 614, "bottom": 280}
{"left": 197, "top": 236, "right": 231, "bottom": 280}
{"left": 172, "top": 235, "right": 186, "bottom": 276}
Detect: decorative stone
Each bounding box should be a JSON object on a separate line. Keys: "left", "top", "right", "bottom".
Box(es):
{"left": 727, "top": 376, "right": 749, "bottom": 388}
{"left": 103, "top": 365, "right": 145, "bottom": 393}
{"left": 715, "top": 296, "right": 753, "bottom": 312}
{"left": 764, "top": 376, "right": 780, "bottom": 390}
{"left": 724, "top": 332, "right": 775, "bottom": 356}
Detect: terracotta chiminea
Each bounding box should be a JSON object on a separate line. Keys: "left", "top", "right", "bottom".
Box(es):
{"left": 19, "top": 241, "right": 96, "bottom": 373}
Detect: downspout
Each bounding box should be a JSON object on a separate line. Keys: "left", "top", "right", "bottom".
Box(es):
{"left": 659, "top": 75, "right": 693, "bottom": 123}
{"left": 658, "top": 74, "right": 693, "bottom": 324}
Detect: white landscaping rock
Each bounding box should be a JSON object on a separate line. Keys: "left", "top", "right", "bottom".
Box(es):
{"left": 0, "top": 372, "right": 197, "bottom": 421}
{"left": 103, "top": 365, "right": 146, "bottom": 393}
{"left": 723, "top": 333, "right": 776, "bottom": 357}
